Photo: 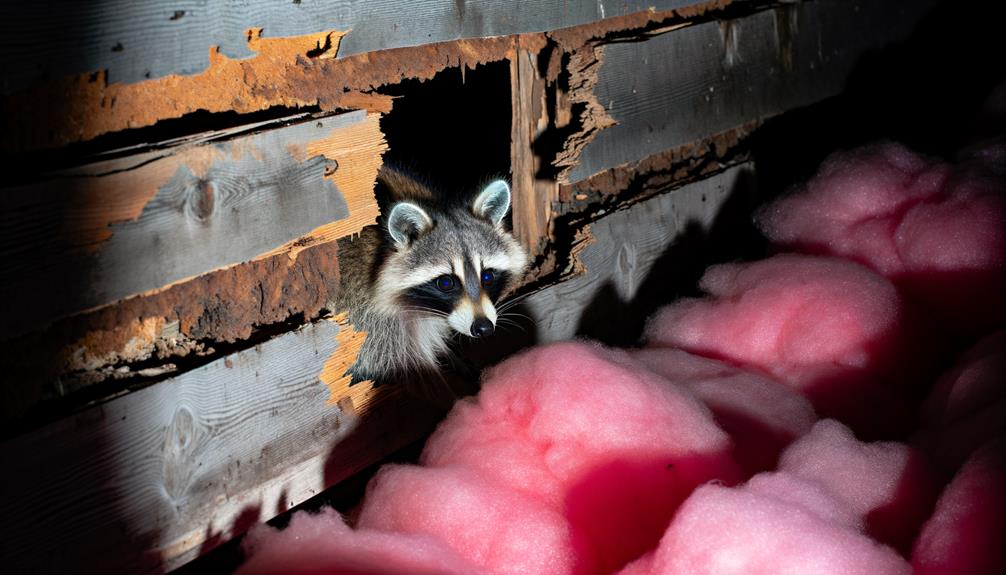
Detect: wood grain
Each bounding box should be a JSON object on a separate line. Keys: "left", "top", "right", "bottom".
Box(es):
{"left": 0, "top": 110, "right": 385, "bottom": 340}
{"left": 0, "top": 0, "right": 732, "bottom": 93}
{"left": 526, "top": 164, "right": 753, "bottom": 342}
{"left": 510, "top": 36, "right": 559, "bottom": 259}
{"left": 0, "top": 319, "right": 437, "bottom": 574}
{"left": 567, "top": 0, "right": 939, "bottom": 183}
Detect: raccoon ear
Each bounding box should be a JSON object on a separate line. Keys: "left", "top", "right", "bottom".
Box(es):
{"left": 387, "top": 202, "right": 433, "bottom": 247}
{"left": 472, "top": 180, "right": 511, "bottom": 226}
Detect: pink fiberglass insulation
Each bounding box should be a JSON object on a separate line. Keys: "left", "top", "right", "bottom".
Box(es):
{"left": 357, "top": 464, "right": 591, "bottom": 575}
{"left": 915, "top": 330, "right": 1006, "bottom": 473}
{"left": 757, "top": 141, "right": 1006, "bottom": 335}
{"left": 642, "top": 481, "right": 913, "bottom": 575}
{"left": 915, "top": 397, "right": 1006, "bottom": 474}
{"left": 237, "top": 507, "right": 478, "bottom": 575}
{"left": 911, "top": 437, "right": 1006, "bottom": 575}
{"left": 418, "top": 341, "right": 741, "bottom": 573}
{"left": 644, "top": 253, "right": 926, "bottom": 437}
{"left": 631, "top": 347, "right": 817, "bottom": 475}
{"left": 922, "top": 330, "right": 1006, "bottom": 428}
{"left": 778, "top": 420, "right": 940, "bottom": 554}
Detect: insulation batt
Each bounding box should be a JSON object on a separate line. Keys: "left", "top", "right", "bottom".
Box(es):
{"left": 757, "top": 142, "right": 1006, "bottom": 335}
{"left": 628, "top": 479, "right": 914, "bottom": 575}
{"left": 630, "top": 347, "right": 817, "bottom": 475}
{"left": 777, "top": 420, "right": 939, "bottom": 554}
{"left": 916, "top": 330, "right": 1006, "bottom": 472}
{"left": 236, "top": 507, "right": 478, "bottom": 575}
{"left": 912, "top": 437, "right": 1006, "bottom": 575}
{"left": 357, "top": 465, "right": 591, "bottom": 575}
{"left": 617, "top": 421, "right": 933, "bottom": 575}
{"left": 416, "top": 341, "right": 741, "bottom": 573}
{"left": 644, "top": 253, "right": 926, "bottom": 437}
{"left": 922, "top": 330, "right": 1006, "bottom": 428}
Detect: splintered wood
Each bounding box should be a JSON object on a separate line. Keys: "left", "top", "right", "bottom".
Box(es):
{"left": 319, "top": 313, "right": 372, "bottom": 412}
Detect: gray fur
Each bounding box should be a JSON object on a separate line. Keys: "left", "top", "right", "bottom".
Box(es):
{"left": 332, "top": 166, "right": 527, "bottom": 382}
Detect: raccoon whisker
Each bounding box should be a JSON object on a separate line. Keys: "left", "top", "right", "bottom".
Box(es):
{"left": 495, "top": 319, "right": 530, "bottom": 335}
{"left": 401, "top": 306, "right": 449, "bottom": 318}
{"left": 499, "top": 310, "right": 536, "bottom": 325}
{"left": 496, "top": 292, "right": 533, "bottom": 313}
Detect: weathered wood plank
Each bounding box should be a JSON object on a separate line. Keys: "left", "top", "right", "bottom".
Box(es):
{"left": 567, "top": 0, "right": 939, "bottom": 183}
{"left": 0, "top": 0, "right": 738, "bottom": 94}
{"left": 0, "top": 109, "right": 385, "bottom": 340}
{"left": 526, "top": 164, "right": 754, "bottom": 343}
{"left": 510, "top": 35, "right": 560, "bottom": 260}
{"left": 1, "top": 1, "right": 754, "bottom": 153}
{"left": 0, "top": 318, "right": 437, "bottom": 574}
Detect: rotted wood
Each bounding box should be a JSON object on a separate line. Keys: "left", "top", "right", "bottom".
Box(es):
{"left": 0, "top": 0, "right": 742, "bottom": 93}
{"left": 0, "top": 109, "right": 386, "bottom": 342}
{"left": 0, "top": 318, "right": 440, "bottom": 574}
{"left": 0, "top": 0, "right": 750, "bottom": 153}
{"left": 510, "top": 34, "right": 560, "bottom": 262}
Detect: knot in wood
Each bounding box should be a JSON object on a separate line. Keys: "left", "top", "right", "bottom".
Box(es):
{"left": 185, "top": 178, "right": 216, "bottom": 222}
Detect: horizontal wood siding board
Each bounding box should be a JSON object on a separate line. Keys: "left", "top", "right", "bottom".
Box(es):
{"left": 0, "top": 110, "right": 380, "bottom": 340}
{"left": 568, "top": 0, "right": 938, "bottom": 183}
{"left": 0, "top": 319, "right": 434, "bottom": 573}
{"left": 527, "top": 164, "right": 751, "bottom": 342}
{"left": 0, "top": 0, "right": 737, "bottom": 94}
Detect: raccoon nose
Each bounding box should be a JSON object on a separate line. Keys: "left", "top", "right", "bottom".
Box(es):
{"left": 470, "top": 318, "right": 494, "bottom": 338}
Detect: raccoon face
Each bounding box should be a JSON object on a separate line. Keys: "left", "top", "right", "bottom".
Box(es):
{"left": 375, "top": 180, "right": 527, "bottom": 338}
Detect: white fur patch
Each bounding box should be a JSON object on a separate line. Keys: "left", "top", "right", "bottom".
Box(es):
{"left": 483, "top": 238, "right": 528, "bottom": 276}
{"left": 481, "top": 293, "right": 498, "bottom": 326}
{"left": 448, "top": 299, "right": 474, "bottom": 335}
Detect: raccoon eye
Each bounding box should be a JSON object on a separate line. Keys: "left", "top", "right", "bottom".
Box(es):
{"left": 481, "top": 270, "right": 495, "bottom": 287}
{"left": 435, "top": 275, "right": 457, "bottom": 292}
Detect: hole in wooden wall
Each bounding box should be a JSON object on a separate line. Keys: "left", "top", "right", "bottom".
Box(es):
{"left": 376, "top": 60, "right": 512, "bottom": 199}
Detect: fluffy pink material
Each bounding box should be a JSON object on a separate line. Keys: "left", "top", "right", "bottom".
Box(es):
{"left": 912, "top": 437, "right": 1006, "bottom": 575}
{"left": 419, "top": 341, "right": 741, "bottom": 572}
{"left": 237, "top": 507, "right": 478, "bottom": 575}
{"left": 640, "top": 481, "right": 913, "bottom": 575}
{"left": 778, "top": 420, "right": 940, "bottom": 553}
{"left": 631, "top": 347, "right": 817, "bottom": 475}
{"left": 916, "top": 331, "right": 1006, "bottom": 472}
{"left": 922, "top": 330, "right": 1006, "bottom": 427}
{"left": 644, "top": 254, "right": 923, "bottom": 436}
{"left": 357, "top": 464, "right": 589, "bottom": 575}
{"left": 758, "top": 142, "right": 1006, "bottom": 334}
{"left": 916, "top": 399, "right": 1006, "bottom": 474}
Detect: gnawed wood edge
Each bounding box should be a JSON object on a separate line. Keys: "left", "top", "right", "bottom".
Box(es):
{"left": 319, "top": 313, "right": 373, "bottom": 409}
{"left": 265, "top": 113, "right": 387, "bottom": 262}
{"left": 2, "top": 1, "right": 753, "bottom": 152}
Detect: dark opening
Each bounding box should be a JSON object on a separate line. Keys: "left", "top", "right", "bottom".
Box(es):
{"left": 375, "top": 61, "right": 512, "bottom": 199}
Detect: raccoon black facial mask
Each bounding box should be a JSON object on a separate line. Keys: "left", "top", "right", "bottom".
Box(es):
{"left": 333, "top": 166, "right": 528, "bottom": 381}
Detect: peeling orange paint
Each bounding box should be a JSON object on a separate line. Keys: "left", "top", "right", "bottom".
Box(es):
{"left": 3, "top": 27, "right": 346, "bottom": 153}
{"left": 268, "top": 112, "right": 387, "bottom": 261}
{"left": 4, "top": 32, "right": 512, "bottom": 152}
{"left": 319, "top": 314, "right": 372, "bottom": 409}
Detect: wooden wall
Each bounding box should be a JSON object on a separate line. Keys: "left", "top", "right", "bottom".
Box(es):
{"left": 0, "top": 0, "right": 940, "bottom": 572}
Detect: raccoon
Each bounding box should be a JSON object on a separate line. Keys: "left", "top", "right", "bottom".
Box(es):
{"left": 334, "top": 166, "right": 528, "bottom": 383}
